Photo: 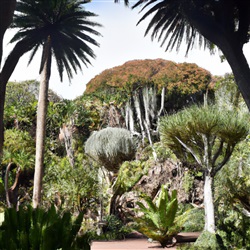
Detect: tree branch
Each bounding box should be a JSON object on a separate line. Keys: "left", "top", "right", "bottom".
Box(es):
{"left": 213, "top": 144, "right": 234, "bottom": 175}
{"left": 175, "top": 136, "right": 202, "bottom": 166}
{"left": 241, "top": 208, "right": 250, "bottom": 218}
{"left": 0, "top": 38, "right": 34, "bottom": 84}
{"left": 211, "top": 140, "right": 224, "bottom": 167}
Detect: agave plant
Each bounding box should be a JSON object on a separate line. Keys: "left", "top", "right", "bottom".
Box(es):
{"left": 0, "top": 205, "right": 90, "bottom": 250}
{"left": 134, "top": 186, "right": 184, "bottom": 248}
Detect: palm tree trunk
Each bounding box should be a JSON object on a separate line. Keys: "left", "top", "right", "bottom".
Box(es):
{"left": 33, "top": 37, "right": 51, "bottom": 208}
{"left": 0, "top": 0, "right": 16, "bottom": 66}
{"left": 219, "top": 42, "right": 250, "bottom": 111}
{"left": 203, "top": 174, "right": 215, "bottom": 233}
{"left": 0, "top": 80, "right": 7, "bottom": 160}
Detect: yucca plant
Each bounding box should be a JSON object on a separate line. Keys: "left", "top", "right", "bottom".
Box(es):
{"left": 133, "top": 186, "right": 183, "bottom": 248}
{"left": 0, "top": 205, "right": 90, "bottom": 250}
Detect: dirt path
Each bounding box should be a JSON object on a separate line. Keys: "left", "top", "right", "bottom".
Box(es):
{"left": 91, "top": 238, "right": 174, "bottom": 250}
{"left": 91, "top": 232, "right": 200, "bottom": 250}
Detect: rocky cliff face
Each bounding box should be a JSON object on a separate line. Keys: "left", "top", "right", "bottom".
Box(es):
{"left": 135, "top": 160, "right": 203, "bottom": 204}
{"left": 117, "top": 159, "right": 204, "bottom": 220}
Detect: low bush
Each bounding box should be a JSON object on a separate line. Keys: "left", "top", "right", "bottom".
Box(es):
{"left": 93, "top": 214, "right": 131, "bottom": 240}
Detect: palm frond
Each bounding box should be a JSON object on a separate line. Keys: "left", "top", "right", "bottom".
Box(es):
{"left": 114, "top": 0, "right": 130, "bottom": 6}
{"left": 10, "top": 0, "right": 102, "bottom": 82}
{"left": 133, "top": 0, "right": 213, "bottom": 55}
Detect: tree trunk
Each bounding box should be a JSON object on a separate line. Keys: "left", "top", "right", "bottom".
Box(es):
{"left": 0, "top": 39, "right": 34, "bottom": 160}
{"left": 5, "top": 162, "right": 21, "bottom": 210}
{"left": 0, "top": 0, "right": 16, "bottom": 66}
{"left": 203, "top": 174, "right": 215, "bottom": 233}
{"left": 32, "top": 38, "right": 51, "bottom": 208}
{"left": 60, "top": 125, "right": 75, "bottom": 168}
{"left": 220, "top": 42, "right": 250, "bottom": 111}
{"left": 109, "top": 194, "right": 118, "bottom": 216}
{"left": 0, "top": 79, "right": 7, "bottom": 160}
{"left": 182, "top": 2, "right": 250, "bottom": 111}
{"left": 158, "top": 87, "right": 165, "bottom": 117}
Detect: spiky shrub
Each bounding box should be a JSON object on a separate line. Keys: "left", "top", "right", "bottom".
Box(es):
{"left": 133, "top": 186, "right": 184, "bottom": 248}
{"left": 85, "top": 127, "right": 136, "bottom": 173}
{"left": 0, "top": 205, "right": 90, "bottom": 250}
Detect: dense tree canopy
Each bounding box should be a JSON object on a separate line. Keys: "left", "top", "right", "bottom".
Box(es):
{"left": 85, "top": 59, "right": 211, "bottom": 94}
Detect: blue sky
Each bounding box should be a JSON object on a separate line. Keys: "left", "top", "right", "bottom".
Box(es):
{"left": 3, "top": 1, "right": 249, "bottom": 100}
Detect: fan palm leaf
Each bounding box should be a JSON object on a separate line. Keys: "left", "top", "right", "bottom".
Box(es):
{"left": 10, "top": 0, "right": 101, "bottom": 82}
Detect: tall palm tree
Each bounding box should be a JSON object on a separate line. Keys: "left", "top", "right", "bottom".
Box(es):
{"left": 11, "top": 0, "right": 101, "bottom": 208}
{"left": 118, "top": 0, "right": 250, "bottom": 111}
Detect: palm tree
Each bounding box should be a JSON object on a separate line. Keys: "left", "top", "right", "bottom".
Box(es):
{"left": 0, "top": 0, "right": 16, "bottom": 66}
{"left": 85, "top": 127, "right": 136, "bottom": 215}
{"left": 159, "top": 105, "right": 248, "bottom": 241}
{"left": 11, "top": 0, "right": 101, "bottom": 208}
{"left": 118, "top": 0, "right": 250, "bottom": 111}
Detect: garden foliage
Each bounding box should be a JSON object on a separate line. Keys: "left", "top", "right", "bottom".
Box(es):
{"left": 134, "top": 186, "right": 187, "bottom": 247}
{"left": 0, "top": 205, "right": 90, "bottom": 250}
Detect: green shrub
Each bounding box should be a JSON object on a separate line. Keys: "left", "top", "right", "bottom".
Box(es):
{"left": 181, "top": 207, "right": 204, "bottom": 232}
{"left": 94, "top": 215, "right": 131, "bottom": 240}
{"left": 0, "top": 205, "right": 90, "bottom": 250}
{"left": 194, "top": 231, "right": 226, "bottom": 250}
{"left": 133, "top": 186, "right": 186, "bottom": 248}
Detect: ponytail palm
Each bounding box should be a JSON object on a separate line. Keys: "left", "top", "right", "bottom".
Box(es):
{"left": 11, "top": 0, "right": 101, "bottom": 208}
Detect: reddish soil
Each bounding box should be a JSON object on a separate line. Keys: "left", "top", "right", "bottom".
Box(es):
{"left": 91, "top": 232, "right": 200, "bottom": 250}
